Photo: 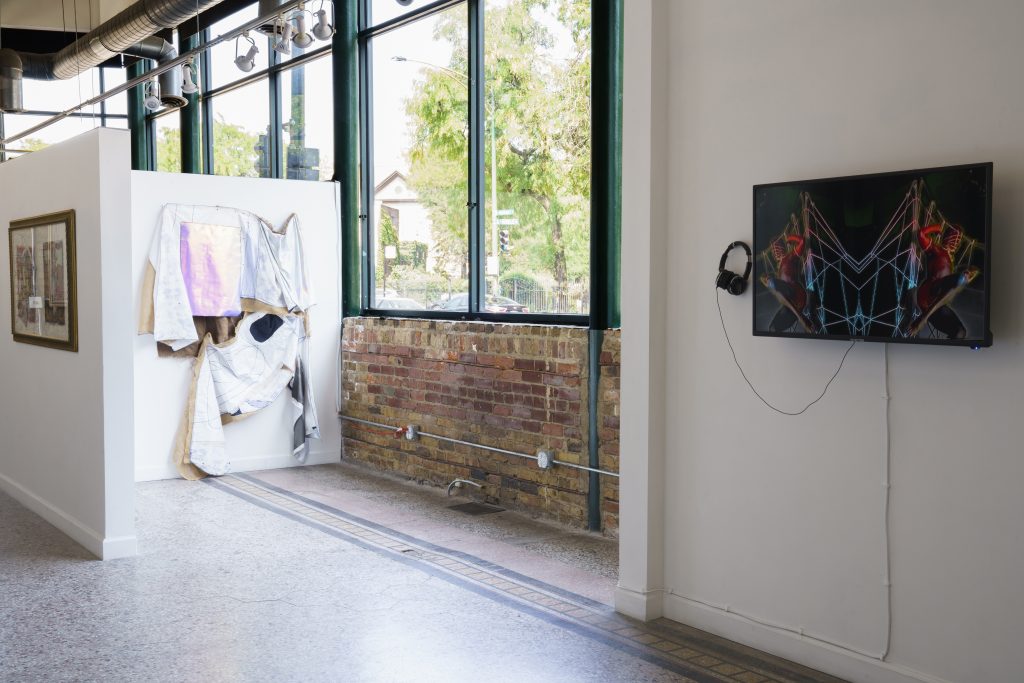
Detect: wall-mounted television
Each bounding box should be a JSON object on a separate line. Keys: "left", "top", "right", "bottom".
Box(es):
{"left": 753, "top": 163, "right": 992, "bottom": 347}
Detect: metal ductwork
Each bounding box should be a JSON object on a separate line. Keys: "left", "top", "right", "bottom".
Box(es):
{"left": 0, "top": 49, "right": 23, "bottom": 112}
{"left": 0, "top": 0, "right": 228, "bottom": 112}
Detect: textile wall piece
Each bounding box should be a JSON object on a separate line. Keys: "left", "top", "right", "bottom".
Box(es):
{"left": 290, "top": 354, "right": 319, "bottom": 461}
{"left": 143, "top": 204, "right": 321, "bottom": 479}
{"left": 176, "top": 312, "right": 308, "bottom": 477}
{"left": 179, "top": 222, "right": 242, "bottom": 317}
{"left": 143, "top": 204, "right": 314, "bottom": 352}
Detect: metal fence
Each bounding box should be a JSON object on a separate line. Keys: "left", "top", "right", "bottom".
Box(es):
{"left": 500, "top": 280, "right": 590, "bottom": 315}
{"left": 380, "top": 279, "right": 590, "bottom": 315}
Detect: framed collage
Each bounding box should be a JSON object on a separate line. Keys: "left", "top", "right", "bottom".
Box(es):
{"left": 8, "top": 210, "right": 78, "bottom": 352}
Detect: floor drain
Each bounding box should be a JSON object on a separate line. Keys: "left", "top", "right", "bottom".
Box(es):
{"left": 448, "top": 502, "right": 505, "bottom": 516}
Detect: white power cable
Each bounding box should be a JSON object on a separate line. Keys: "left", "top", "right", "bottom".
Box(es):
{"left": 880, "top": 343, "right": 893, "bottom": 660}
{"left": 714, "top": 277, "right": 894, "bottom": 660}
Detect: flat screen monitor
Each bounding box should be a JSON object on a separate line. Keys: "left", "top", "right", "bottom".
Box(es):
{"left": 753, "top": 163, "right": 992, "bottom": 347}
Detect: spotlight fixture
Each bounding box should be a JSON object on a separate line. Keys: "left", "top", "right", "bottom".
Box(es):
{"left": 273, "top": 17, "right": 294, "bottom": 56}
{"left": 396, "top": 0, "right": 414, "bottom": 6}
{"left": 292, "top": 12, "right": 315, "bottom": 49}
{"left": 234, "top": 34, "right": 259, "bottom": 72}
{"left": 181, "top": 61, "right": 199, "bottom": 95}
{"left": 143, "top": 78, "right": 162, "bottom": 111}
{"left": 312, "top": 8, "right": 334, "bottom": 40}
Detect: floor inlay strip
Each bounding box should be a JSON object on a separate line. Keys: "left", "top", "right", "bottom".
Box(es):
{"left": 206, "top": 474, "right": 847, "bottom": 683}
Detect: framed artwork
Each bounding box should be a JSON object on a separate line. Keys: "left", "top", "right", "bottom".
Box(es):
{"left": 8, "top": 210, "right": 78, "bottom": 352}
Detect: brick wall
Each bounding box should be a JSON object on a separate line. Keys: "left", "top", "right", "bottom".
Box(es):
{"left": 341, "top": 317, "right": 621, "bottom": 535}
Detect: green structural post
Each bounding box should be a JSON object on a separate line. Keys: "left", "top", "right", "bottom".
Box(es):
{"left": 587, "top": 328, "right": 604, "bottom": 531}
{"left": 179, "top": 32, "right": 202, "bottom": 173}
{"left": 127, "top": 60, "right": 150, "bottom": 171}
{"left": 590, "top": 0, "right": 623, "bottom": 331}
{"left": 586, "top": 0, "right": 623, "bottom": 532}
{"left": 334, "top": 0, "right": 361, "bottom": 317}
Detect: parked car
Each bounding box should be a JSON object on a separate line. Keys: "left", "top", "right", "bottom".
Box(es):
{"left": 431, "top": 293, "right": 529, "bottom": 313}
{"left": 375, "top": 297, "right": 426, "bottom": 310}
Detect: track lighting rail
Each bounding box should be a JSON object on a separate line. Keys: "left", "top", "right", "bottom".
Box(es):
{"left": 0, "top": 0, "right": 308, "bottom": 147}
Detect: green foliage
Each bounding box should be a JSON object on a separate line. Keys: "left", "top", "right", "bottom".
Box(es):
{"left": 397, "top": 241, "right": 428, "bottom": 270}
{"left": 386, "top": 266, "right": 451, "bottom": 304}
{"left": 379, "top": 211, "right": 398, "bottom": 246}
{"left": 155, "top": 127, "right": 181, "bottom": 173}
{"left": 20, "top": 138, "right": 50, "bottom": 152}
{"left": 154, "top": 115, "right": 259, "bottom": 176}
{"left": 375, "top": 212, "right": 397, "bottom": 286}
{"left": 498, "top": 271, "right": 540, "bottom": 299}
{"left": 211, "top": 116, "right": 261, "bottom": 177}
{"left": 402, "top": 0, "right": 592, "bottom": 292}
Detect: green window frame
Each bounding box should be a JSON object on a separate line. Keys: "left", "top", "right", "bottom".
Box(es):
{"left": 132, "top": 1, "right": 334, "bottom": 181}
{"left": 344, "top": 0, "right": 621, "bottom": 328}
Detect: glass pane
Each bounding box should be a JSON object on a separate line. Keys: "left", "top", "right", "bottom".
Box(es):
{"left": 2, "top": 115, "right": 97, "bottom": 151}
{"left": 371, "top": 5, "right": 468, "bottom": 311}
{"left": 209, "top": 80, "right": 271, "bottom": 178}
{"left": 101, "top": 67, "right": 128, "bottom": 116}
{"left": 484, "top": 0, "right": 591, "bottom": 315}
{"left": 369, "top": 0, "right": 436, "bottom": 27}
{"left": 154, "top": 113, "right": 181, "bottom": 173}
{"left": 207, "top": 4, "right": 267, "bottom": 90}
{"left": 280, "top": 56, "right": 333, "bottom": 181}
{"left": 20, "top": 71, "right": 102, "bottom": 117}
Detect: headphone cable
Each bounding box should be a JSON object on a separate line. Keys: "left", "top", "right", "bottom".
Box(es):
{"left": 715, "top": 284, "right": 856, "bottom": 416}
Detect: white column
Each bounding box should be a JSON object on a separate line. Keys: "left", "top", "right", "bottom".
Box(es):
{"left": 616, "top": 0, "right": 668, "bottom": 621}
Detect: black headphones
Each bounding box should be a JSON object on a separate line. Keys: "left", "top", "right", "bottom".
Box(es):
{"left": 717, "top": 241, "right": 752, "bottom": 296}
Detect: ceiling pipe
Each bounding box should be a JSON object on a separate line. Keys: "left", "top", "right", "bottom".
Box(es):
{"left": 1, "top": 0, "right": 228, "bottom": 112}
{"left": 124, "top": 36, "right": 186, "bottom": 109}
{"left": 0, "top": 49, "right": 23, "bottom": 112}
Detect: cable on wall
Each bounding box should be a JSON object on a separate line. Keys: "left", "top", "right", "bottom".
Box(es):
{"left": 715, "top": 284, "right": 856, "bottom": 416}
{"left": 880, "top": 343, "right": 893, "bottom": 660}
{"left": 707, "top": 278, "right": 896, "bottom": 662}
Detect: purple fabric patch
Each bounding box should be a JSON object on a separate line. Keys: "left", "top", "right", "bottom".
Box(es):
{"left": 180, "top": 221, "right": 242, "bottom": 316}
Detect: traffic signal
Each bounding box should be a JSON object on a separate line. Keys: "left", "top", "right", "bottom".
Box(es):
{"left": 499, "top": 229, "right": 511, "bottom": 252}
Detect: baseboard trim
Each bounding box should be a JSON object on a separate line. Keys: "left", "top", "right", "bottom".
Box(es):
{"left": 663, "top": 592, "right": 955, "bottom": 683}
{"left": 0, "top": 471, "right": 137, "bottom": 561}
{"left": 136, "top": 448, "right": 340, "bottom": 482}
{"left": 614, "top": 584, "right": 664, "bottom": 621}
{"left": 102, "top": 534, "right": 139, "bottom": 560}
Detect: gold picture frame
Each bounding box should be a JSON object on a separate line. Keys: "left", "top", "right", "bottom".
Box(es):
{"left": 8, "top": 210, "right": 78, "bottom": 352}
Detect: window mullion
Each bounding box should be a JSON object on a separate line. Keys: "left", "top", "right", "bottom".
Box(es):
{"left": 268, "top": 41, "right": 281, "bottom": 178}
{"left": 467, "top": 0, "right": 485, "bottom": 315}
{"left": 357, "top": 0, "right": 375, "bottom": 311}
{"left": 200, "top": 29, "right": 214, "bottom": 174}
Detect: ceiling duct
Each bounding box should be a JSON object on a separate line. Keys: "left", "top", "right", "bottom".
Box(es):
{"left": 0, "top": 48, "right": 23, "bottom": 112}
{"left": 0, "top": 0, "right": 228, "bottom": 112}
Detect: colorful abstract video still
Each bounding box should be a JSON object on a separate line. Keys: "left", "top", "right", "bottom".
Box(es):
{"left": 753, "top": 163, "right": 992, "bottom": 346}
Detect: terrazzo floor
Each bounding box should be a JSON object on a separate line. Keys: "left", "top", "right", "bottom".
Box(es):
{"left": 0, "top": 462, "right": 846, "bottom": 683}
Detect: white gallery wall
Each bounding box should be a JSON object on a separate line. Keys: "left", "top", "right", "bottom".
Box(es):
{"left": 0, "top": 128, "right": 136, "bottom": 560}
{"left": 619, "top": 2, "right": 1024, "bottom": 683}
{"left": 130, "top": 172, "right": 342, "bottom": 481}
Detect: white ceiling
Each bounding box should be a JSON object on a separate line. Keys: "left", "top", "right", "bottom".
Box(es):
{"left": 0, "top": 0, "right": 134, "bottom": 32}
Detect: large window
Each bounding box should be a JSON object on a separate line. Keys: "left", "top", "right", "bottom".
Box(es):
{"left": 358, "top": 0, "right": 593, "bottom": 321}
{"left": 0, "top": 67, "right": 128, "bottom": 161}
{"left": 142, "top": 4, "right": 334, "bottom": 178}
